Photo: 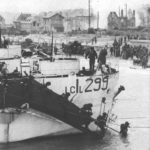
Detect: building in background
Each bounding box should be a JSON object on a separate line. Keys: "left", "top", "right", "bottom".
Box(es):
{"left": 63, "top": 9, "right": 96, "bottom": 32}
{"left": 14, "top": 13, "right": 32, "bottom": 33}
{"left": 138, "top": 6, "right": 150, "bottom": 27}
{"left": 0, "top": 15, "right": 5, "bottom": 28}
{"left": 107, "top": 9, "right": 135, "bottom": 30}
{"left": 43, "top": 12, "right": 64, "bottom": 33}
{"left": 31, "top": 14, "right": 46, "bottom": 33}
{"left": 64, "top": 16, "right": 89, "bottom": 32}
{"left": 128, "top": 9, "right": 136, "bottom": 27}
{"left": 14, "top": 13, "right": 45, "bottom": 33}
{"left": 107, "top": 12, "right": 120, "bottom": 30}
{"left": 13, "top": 9, "right": 96, "bottom": 34}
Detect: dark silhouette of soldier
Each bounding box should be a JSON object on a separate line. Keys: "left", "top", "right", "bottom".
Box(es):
{"left": 95, "top": 112, "right": 108, "bottom": 136}
{"left": 4, "top": 39, "right": 9, "bottom": 48}
{"left": 110, "top": 47, "right": 114, "bottom": 56}
{"left": 113, "top": 39, "right": 118, "bottom": 57}
{"left": 120, "top": 121, "right": 130, "bottom": 137}
{"left": 86, "top": 47, "right": 97, "bottom": 71}
{"left": 98, "top": 48, "right": 107, "bottom": 65}
{"left": 54, "top": 46, "right": 58, "bottom": 55}
{"left": 0, "top": 28, "right": 2, "bottom": 48}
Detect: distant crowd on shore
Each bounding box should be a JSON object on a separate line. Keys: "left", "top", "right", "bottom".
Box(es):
{"left": 109, "top": 37, "right": 149, "bottom": 68}
{"left": 0, "top": 36, "right": 9, "bottom": 48}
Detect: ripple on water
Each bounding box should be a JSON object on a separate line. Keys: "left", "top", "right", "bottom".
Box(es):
{"left": 0, "top": 59, "right": 150, "bottom": 150}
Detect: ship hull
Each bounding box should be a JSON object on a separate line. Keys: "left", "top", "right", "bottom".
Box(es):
{"left": 0, "top": 109, "right": 82, "bottom": 143}
{"left": 0, "top": 73, "right": 119, "bottom": 143}
{"left": 35, "top": 72, "right": 119, "bottom": 117}
{"left": 0, "top": 56, "right": 119, "bottom": 143}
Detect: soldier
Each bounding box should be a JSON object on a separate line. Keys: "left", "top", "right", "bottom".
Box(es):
{"left": 81, "top": 103, "right": 93, "bottom": 116}
{"left": 113, "top": 39, "right": 118, "bottom": 56}
{"left": 1, "top": 62, "right": 8, "bottom": 76}
{"left": 86, "top": 47, "right": 97, "bottom": 72}
{"left": 110, "top": 47, "right": 114, "bottom": 56}
{"left": 95, "top": 112, "right": 108, "bottom": 136}
{"left": 94, "top": 36, "right": 97, "bottom": 44}
{"left": 98, "top": 47, "right": 107, "bottom": 69}
{"left": 3, "top": 36, "right": 9, "bottom": 48}
{"left": 54, "top": 46, "right": 58, "bottom": 55}
{"left": 120, "top": 121, "right": 130, "bottom": 137}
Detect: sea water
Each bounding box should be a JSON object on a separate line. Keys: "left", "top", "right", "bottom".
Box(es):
{"left": 0, "top": 57, "right": 150, "bottom": 150}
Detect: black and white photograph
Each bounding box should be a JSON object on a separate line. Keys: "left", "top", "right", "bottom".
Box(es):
{"left": 0, "top": 0, "right": 150, "bottom": 149}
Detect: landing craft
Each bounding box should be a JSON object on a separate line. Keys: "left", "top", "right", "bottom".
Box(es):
{"left": 0, "top": 40, "right": 122, "bottom": 143}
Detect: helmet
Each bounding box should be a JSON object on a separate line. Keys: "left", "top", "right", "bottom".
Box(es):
{"left": 125, "top": 121, "right": 130, "bottom": 127}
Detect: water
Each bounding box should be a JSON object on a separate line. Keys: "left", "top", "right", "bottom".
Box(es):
{"left": 0, "top": 58, "right": 150, "bottom": 150}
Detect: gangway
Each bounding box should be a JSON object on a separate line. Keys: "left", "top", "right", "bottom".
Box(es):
{"left": 0, "top": 76, "right": 101, "bottom": 136}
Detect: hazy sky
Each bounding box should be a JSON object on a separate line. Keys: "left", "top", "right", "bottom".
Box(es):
{"left": 0, "top": 0, "right": 150, "bottom": 27}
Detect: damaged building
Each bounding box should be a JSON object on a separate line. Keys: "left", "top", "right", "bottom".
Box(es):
{"left": 0, "top": 15, "right": 5, "bottom": 28}
{"left": 107, "top": 9, "right": 136, "bottom": 30}
{"left": 13, "top": 9, "right": 96, "bottom": 33}
{"left": 63, "top": 9, "right": 95, "bottom": 32}
{"left": 14, "top": 13, "right": 45, "bottom": 33}
{"left": 43, "top": 12, "right": 64, "bottom": 33}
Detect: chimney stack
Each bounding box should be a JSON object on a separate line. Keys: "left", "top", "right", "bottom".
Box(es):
{"left": 119, "top": 7, "right": 121, "bottom": 17}
{"left": 121, "top": 9, "right": 124, "bottom": 17}
{"left": 133, "top": 10, "right": 135, "bottom": 17}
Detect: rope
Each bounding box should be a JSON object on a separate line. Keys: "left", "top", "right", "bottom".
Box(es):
{"left": 118, "top": 117, "right": 149, "bottom": 119}
{"left": 131, "top": 126, "right": 150, "bottom": 129}
{"left": 106, "top": 126, "right": 120, "bottom": 133}
{"left": 109, "top": 122, "right": 120, "bottom": 126}
{"left": 109, "top": 122, "right": 150, "bottom": 129}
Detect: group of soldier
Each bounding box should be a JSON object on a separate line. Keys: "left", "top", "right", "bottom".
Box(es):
{"left": 0, "top": 62, "right": 8, "bottom": 76}
{"left": 109, "top": 37, "right": 124, "bottom": 57}
{"left": 110, "top": 38, "right": 149, "bottom": 68}
{"left": 121, "top": 44, "right": 149, "bottom": 68}
{"left": 0, "top": 36, "right": 9, "bottom": 48}
{"left": 85, "top": 46, "right": 107, "bottom": 72}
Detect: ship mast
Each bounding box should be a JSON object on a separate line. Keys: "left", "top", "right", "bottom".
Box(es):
{"left": 0, "top": 26, "right": 2, "bottom": 48}
{"left": 125, "top": 3, "right": 128, "bottom": 30}
{"left": 97, "top": 11, "right": 99, "bottom": 29}
{"left": 3, "top": 80, "right": 7, "bottom": 109}
{"left": 88, "top": 0, "right": 91, "bottom": 29}
{"left": 51, "top": 31, "right": 53, "bottom": 57}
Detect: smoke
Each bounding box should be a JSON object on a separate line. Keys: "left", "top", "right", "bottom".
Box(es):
{"left": 147, "top": 7, "right": 150, "bottom": 14}
{"left": 138, "top": 4, "right": 150, "bottom": 26}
